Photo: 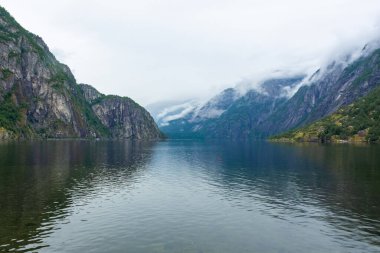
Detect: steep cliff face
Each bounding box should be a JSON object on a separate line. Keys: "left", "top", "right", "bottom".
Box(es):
{"left": 159, "top": 45, "right": 380, "bottom": 139}
{"left": 202, "top": 91, "right": 287, "bottom": 139}
{"left": 193, "top": 88, "right": 240, "bottom": 120}
{"left": 159, "top": 77, "right": 304, "bottom": 139}
{"left": 0, "top": 7, "right": 162, "bottom": 140}
{"left": 80, "top": 84, "right": 163, "bottom": 139}
{"left": 267, "top": 48, "right": 380, "bottom": 133}
{"left": 0, "top": 7, "right": 96, "bottom": 138}
{"left": 155, "top": 88, "right": 241, "bottom": 138}
{"left": 271, "top": 86, "right": 380, "bottom": 143}
{"left": 203, "top": 77, "right": 304, "bottom": 138}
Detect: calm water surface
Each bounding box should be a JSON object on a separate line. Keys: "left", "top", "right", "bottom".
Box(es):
{"left": 0, "top": 140, "right": 379, "bottom": 253}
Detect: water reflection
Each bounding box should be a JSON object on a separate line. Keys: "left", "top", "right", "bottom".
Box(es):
{"left": 152, "top": 141, "right": 380, "bottom": 251}
{"left": 0, "top": 140, "right": 379, "bottom": 252}
{"left": 0, "top": 140, "right": 155, "bottom": 252}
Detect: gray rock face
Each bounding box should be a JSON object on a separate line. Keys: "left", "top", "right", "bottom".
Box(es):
{"left": 266, "top": 49, "right": 380, "bottom": 134}
{"left": 0, "top": 7, "right": 162, "bottom": 140}
{"left": 160, "top": 47, "right": 380, "bottom": 139}
{"left": 160, "top": 77, "right": 304, "bottom": 139}
{"left": 79, "top": 85, "right": 163, "bottom": 140}
{"left": 79, "top": 84, "right": 103, "bottom": 104}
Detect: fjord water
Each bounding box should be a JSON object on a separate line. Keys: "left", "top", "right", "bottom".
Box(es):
{"left": 0, "top": 141, "right": 379, "bottom": 253}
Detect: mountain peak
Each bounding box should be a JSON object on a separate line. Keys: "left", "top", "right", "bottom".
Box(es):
{"left": 0, "top": 6, "right": 162, "bottom": 140}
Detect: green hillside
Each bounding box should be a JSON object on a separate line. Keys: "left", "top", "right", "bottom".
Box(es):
{"left": 270, "top": 85, "right": 380, "bottom": 143}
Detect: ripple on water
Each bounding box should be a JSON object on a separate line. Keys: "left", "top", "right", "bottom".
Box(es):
{"left": 0, "top": 141, "right": 380, "bottom": 253}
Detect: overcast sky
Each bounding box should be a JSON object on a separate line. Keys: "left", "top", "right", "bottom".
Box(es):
{"left": 2, "top": 0, "right": 380, "bottom": 105}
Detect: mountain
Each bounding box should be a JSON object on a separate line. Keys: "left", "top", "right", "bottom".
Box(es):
{"left": 146, "top": 99, "right": 199, "bottom": 127}
{"left": 157, "top": 88, "right": 241, "bottom": 138}
{"left": 159, "top": 43, "right": 380, "bottom": 140}
{"left": 270, "top": 85, "right": 380, "bottom": 143}
{"left": 0, "top": 7, "right": 162, "bottom": 140}
{"left": 265, "top": 46, "right": 380, "bottom": 134}
{"left": 159, "top": 76, "right": 304, "bottom": 138}
{"left": 200, "top": 77, "right": 305, "bottom": 139}
{"left": 80, "top": 84, "right": 162, "bottom": 139}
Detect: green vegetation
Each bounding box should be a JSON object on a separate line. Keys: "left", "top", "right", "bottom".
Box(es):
{"left": 48, "top": 69, "right": 110, "bottom": 137}
{"left": 91, "top": 94, "right": 136, "bottom": 106}
{"left": 71, "top": 84, "right": 110, "bottom": 137}
{"left": 0, "top": 33, "right": 12, "bottom": 42}
{"left": 0, "top": 7, "right": 23, "bottom": 30}
{"left": 0, "top": 6, "right": 51, "bottom": 61}
{"left": 270, "top": 85, "right": 380, "bottom": 143}
{"left": 0, "top": 93, "right": 20, "bottom": 131}
{"left": 0, "top": 6, "right": 161, "bottom": 140}
{"left": 0, "top": 90, "right": 34, "bottom": 138}
{"left": 49, "top": 71, "right": 68, "bottom": 92}
{"left": 8, "top": 51, "right": 18, "bottom": 58}
{"left": 1, "top": 68, "right": 13, "bottom": 80}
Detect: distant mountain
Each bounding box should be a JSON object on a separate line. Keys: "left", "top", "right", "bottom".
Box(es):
{"left": 159, "top": 44, "right": 380, "bottom": 140}
{"left": 159, "top": 77, "right": 304, "bottom": 138}
{"left": 271, "top": 85, "right": 380, "bottom": 143}
{"left": 157, "top": 88, "right": 241, "bottom": 138}
{"left": 265, "top": 46, "right": 380, "bottom": 134}
{"left": 146, "top": 99, "right": 189, "bottom": 122}
{"left": 199, "top": 77, "right": 305, "bottom": 139}
{"left": 0, "top": 6, "right": 162, "bottom": 140}
{"left": 146, "top": 99, "right": 199, "bottom": 127}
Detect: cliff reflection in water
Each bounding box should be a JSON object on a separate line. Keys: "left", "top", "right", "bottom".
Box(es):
{"left": 0, "top": 140, "right": 379, "bottom": 253}
{"left": 174, "top": 141, "right": 380, "bottom": 248}
{"left": 0, "top": 140, "right": 155, "bottom": 252}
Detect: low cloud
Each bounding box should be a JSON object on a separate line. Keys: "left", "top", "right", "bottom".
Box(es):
{"left": 2, "top": 0, "right": 380, "bottom": 105}
{"left": 156, "top": 101, "right": 199, "bottom": 124}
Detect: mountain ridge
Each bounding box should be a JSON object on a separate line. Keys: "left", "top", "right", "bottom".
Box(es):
{"left": 270, "top": 85, "right": 380, "bottom": 143}
{"left": 157, "top": 44, "right": 380, "bottom": 140}
{"left": 0, "top": 6, "right": 162, "bottom": 140}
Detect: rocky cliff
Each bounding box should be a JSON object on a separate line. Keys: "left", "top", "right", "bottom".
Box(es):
{"left": 159, "top": 77, "right": 304, "bottom": 139}
{"left": 80, "top": 84, "right": 162, "bottom": 139}
{"left": 159, "top": 44, "right": 380, "bottom": 139}
{"left": 271, "top": 85, "right": 380, "bottom": 143}
{"left": 266, "top": 47, "right": 380, "bottom": 134}
{"left": 0, "top": 7, "right": 162, "bottom": 140}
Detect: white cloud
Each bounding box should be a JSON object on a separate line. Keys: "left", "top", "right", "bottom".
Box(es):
{"left": 157, "top": 101, "right": 198, "bottom": 124}
{"left": 2, "top": 0, "right": 380, "bottom": 105}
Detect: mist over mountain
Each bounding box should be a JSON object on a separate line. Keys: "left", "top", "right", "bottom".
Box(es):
{"left": 2, "top": 0, "right": 380, "bottom": 105}
{"left": 157, "top": 41, "right": 380, "bottom": 139}
{"left": 1, "top": 1, "right": 379, "bottom": 141}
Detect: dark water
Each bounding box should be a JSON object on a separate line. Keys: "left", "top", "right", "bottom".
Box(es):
{"left": 0, "top": 140, "right": 380, "bottom": 253}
